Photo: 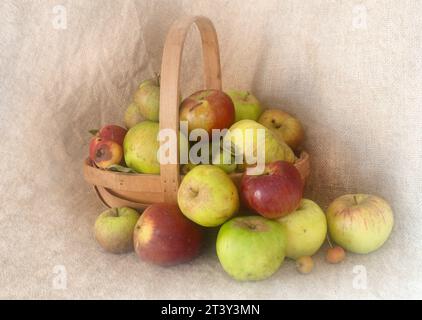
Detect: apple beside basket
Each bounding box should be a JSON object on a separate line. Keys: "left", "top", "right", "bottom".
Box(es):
{"left": 83, "top": 15, "right": 310, "bottom": 210}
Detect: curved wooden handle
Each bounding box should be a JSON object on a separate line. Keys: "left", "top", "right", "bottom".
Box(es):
{"left": 159, "top": 16, "right": 222, "bottom": 203}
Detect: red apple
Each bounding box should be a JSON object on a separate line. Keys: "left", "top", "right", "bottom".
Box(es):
{"left": 98, "top": 125, "right": 127, "bottom": 146}
{"left": 133, "top": 203, "right": 203, "bottom": 266}
{"left": 93, "top": 139, "right": 123, "bottom": 168}
{"left": 179, "top": 89, "right": 235, "bottom": 134}
{"left": 241, "top": 161, "right": 304, "bottom": 219}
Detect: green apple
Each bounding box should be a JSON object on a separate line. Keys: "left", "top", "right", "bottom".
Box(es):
{"left": 94, "top": 207, "right": 140, "bottom": 254}
{"left": 124, "top": 121, "right": 188, "bottom": 174}
{"left": 277, "top": 199, "right": 327, "bottom": 259}
{"left": 124, "top": 102, "right": 144, "bottom": 129}
{"left": 226, "top": 90, "right": 262, "bottom": 122}
{"left": 177, "top": 165, "right": 239, "bottom": 227}
{"left": 133, "top": 78, "right": 160, "bottom": 121}
{"left": 211, "top": 148, "right": 236, "bottom": 174}
{"left": 227, "top": 119, "right": 295, "bottom": 165}
{"left": 326, "top": 194, "right": 394, "bottom": 254}
{"left": 216, "top": 216, "right": 287, "bottom": 281}
{"left": 258, "top": 109, "right": 304, "bottom": 150}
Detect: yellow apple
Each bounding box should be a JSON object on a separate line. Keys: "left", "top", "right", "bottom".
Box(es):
{"left": 277, "top": 199, "right": 327, "bottom": 259}
{"left": 227, "top": 119, "right": 295, "bottom": 166}
{"left": 258, "top": 109, "right": 304, "bottom": 150}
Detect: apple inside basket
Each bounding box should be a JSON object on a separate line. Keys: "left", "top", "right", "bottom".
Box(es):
{"left": 83, "top": 16, "right": 310, "bottom": 210}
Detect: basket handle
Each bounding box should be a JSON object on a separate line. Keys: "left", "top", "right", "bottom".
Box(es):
{"left": 159, "top": 16, "right": 222, "bottom": 204}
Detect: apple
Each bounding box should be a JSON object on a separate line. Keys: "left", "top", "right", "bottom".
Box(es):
{"left": 178, "top": 165, "right": 239, "bottom": 227}
{"left": 124, "top": 102, "right": 144, "bottom": 129}
{"left": 89, "top": 125, "right": 127, "bottom": 162}
{"left": 94, "top": 207, "right": 140, "bottom": 254}
{"left": 98, "top": 125, "right": 127, "bottom": 146}
{"left": 134, "top": 78, "right": 160, "bottom": 121}
{"left": 226, "top": 90, "right": 262, "bottom": 122}
{"left": 133, "top": 203, "right": 203, "bottom": 266}
{"left": 227, "top": 120, "right": 295, "bottom": 166}
{"left": 180, "top": 162, "right": 197, "bottom": 175}
{"left": 277, "top": 199, "right": 327, "bottom": 259}
{"left": 258, "top": 109, "right": 304, "bottom": 150}
{"left": 211, "top": 148, "right": 237, "bottom": 174}
{"left": 216, "top": 216, "right": 287, "bottom": 281}
{"left": 296, "top": 256, "right": 314, "bottom": 274}
{"left": 326, "top": 246, "right": 346, "bottom": 264}
{"left": 124, "top": 121, "right": 189, "bottom": 174}
{"left": 326, "top": 194, "right": 394, "bottom": 254}
{"left": 241, "top": 161, "right": 304, "bottom": 219}
{"left": 180, "top": 89, "right": 235, "bottom": 134}
{"left": 93, "top": 139, "right": 123, "bottom": 168}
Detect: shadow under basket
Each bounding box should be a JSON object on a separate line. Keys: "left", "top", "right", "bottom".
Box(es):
{"left": 83, "top": 15, "right": 311, "bottom": 210}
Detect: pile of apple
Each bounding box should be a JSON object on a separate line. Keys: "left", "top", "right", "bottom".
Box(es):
{"left": 89, "top": 77, "right": 394, "bottom": 281}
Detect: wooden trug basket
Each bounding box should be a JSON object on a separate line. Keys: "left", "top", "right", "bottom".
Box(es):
{"left": 83, "top": 16, "right": 310, "bottom": 210}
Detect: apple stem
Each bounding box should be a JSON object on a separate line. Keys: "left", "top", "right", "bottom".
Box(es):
{"left": 326, "top": 235, "right": 334, "bottom": 248}
{"left": 353, "top": 195, "right": 358, "bottom": 205}
{"left": 154, "top": 72, "right": 161, "bottom": 86}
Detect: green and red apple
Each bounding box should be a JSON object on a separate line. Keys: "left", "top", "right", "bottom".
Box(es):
{"left": 134, "top": 78, "right": 160, "bottom": 121}
{"left": 258, "top": 109, "right": 304, "bottom": 150}
{"left": 133, "top": 203, "right": 203, "bottom": 266}
{"left": 89, "top": 125, "right": 127, "bottom": 168}
{"left": 326, "top": 194, "right": 394, "bottom": 254}
{"left": 177, "top": 165, "right": 239, "bottom": 227}
{"left": 216, "top": 216, "right": 287, "bottom": 281}
{"left": 277, "top": 199, "right": 327, "bottom": 259}
{"left": 241, "top": 161, "right": 304, "bottom": 219}
{"left": 179, "top": 89, "right": 235, "bottom": 134}
{"left": 94, "top": 207, "right": 140, "bottom": 254}
{"left": 226, "top": 90, "right": 262, "bottom": 122}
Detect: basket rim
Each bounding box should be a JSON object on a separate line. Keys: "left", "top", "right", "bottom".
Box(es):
{"left": 83, "top": 150, "right": 310, "bottom": 190}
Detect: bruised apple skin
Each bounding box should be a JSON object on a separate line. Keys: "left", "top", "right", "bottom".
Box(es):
{"left": 241, "top": 161, "right": 304, "bottom": 219}
{"left": 133, "top": 203, "right": 203, "bottom": 266}
{"left": 93, "top": 139, "right": 123, "bottom": 168}
{"left": 180, "top": 89, "right": 235, "bottom": 134}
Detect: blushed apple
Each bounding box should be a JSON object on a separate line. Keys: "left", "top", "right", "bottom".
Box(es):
{"left": 94, "top": 207, "right": 140, "bottom": 254}
{"left": 258, "top": 109, "right": 304, "bottom": 150}
{"left": 93, "top": 139, "right": 123, "bottom": 168}
{"left": 178, "top": 165, "right": 239, "bottom": 227}
{"left": 134, "top": 78, "right": 160, "bottom": 121}
{"left": 216, "top": 216, "right": 287, "bottom": 281}
{"left": 180, "top": 89, "right": 235, "bottom": 134}
{"left": 226, "top": 90, "right": 262, "bottom": 122}
{"left": 326, "top": 194, "right": 394, "bottom": 254}
{"left": 241, "top": 161, "right": 304, "bottom": 219}
{"left": 277, "top": 199, "right": 327, "bottom": 259}
{"left": 133, "top": 203, "right": 203, "bottom": 266}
